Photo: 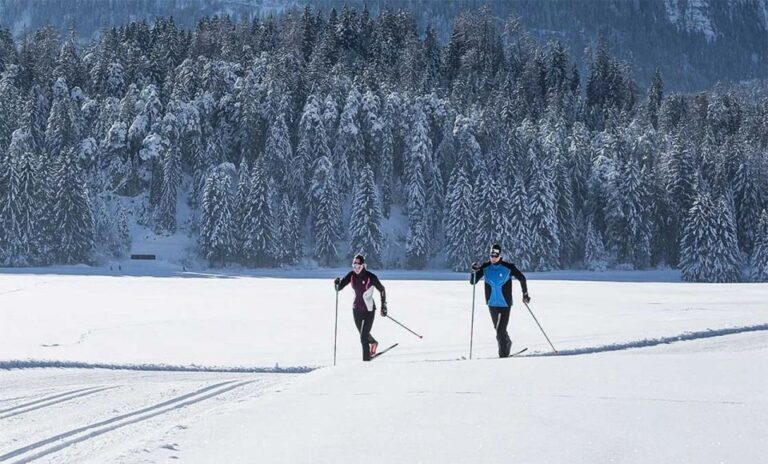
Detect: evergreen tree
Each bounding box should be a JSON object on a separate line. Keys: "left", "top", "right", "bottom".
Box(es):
{"left": 527, "top": 158, "right": 560, "bottom": 271}
{"left": 605, "top": 157, "right": 652, "bottom": 268}
{"left": 274, "top": 196, "right": 301, "bottom": 265}
{"left": 296, "top": 95, "right": 331, "bottom": 202}
{"left": 264, "top": 112, "right": 292, "bottom": 187}
{"left": 50, "top": 148, "right": 94, "bottom": 264}
{"left": 680, "top": 189, "right": 741, "bottom": 282}
{"left": 646, "top": 68, "right": 663, "bottom": 129}
{"left": 750, "top": 210, "right": 768, "bottom": 282}
{"left": 508, "top": 175, "right": 531, "bottom": 270}
{"left": 45, "top": 78, "right": 79, "bottom": 159}
{"left": 200, "top": 165, "right": 235, "bottom": 265}
{"left": 444, "top": 165, "right": 475, "bottom": 271}
{"left": 240, "top": 156, "right": 275, "bottom": 266}
{"left": 310, "top": 156, "right": 340, "bottom": 266}
{"left": 349, "top": 164, "right": 383, "bottom": 265}
{"left": 405, "top": 105, "right": 431, "bottom": 268}
{"left": 333, "top": 87, "right": 363, "bottom": 194}
{"left": 584, "top": 218, "right": 608, "bottom": 271}
{"left": 154, "top": 144, "right": 181, "bottom": 233}
{"left": 0, "top": 67, "right": 21, "bottom": 150}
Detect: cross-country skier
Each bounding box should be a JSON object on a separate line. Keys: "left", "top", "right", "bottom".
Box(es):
{"left": 334, "top": 254, "right": 388, "bottom": 361}
{"left": 470, "top": 244, "right": 530, "bottom": 357}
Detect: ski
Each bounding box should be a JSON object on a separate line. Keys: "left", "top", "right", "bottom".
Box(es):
{"left": 370, "top": 343, "right": 399, "bottom": 360}
{"left": 478, "top": 347, "right": 528, "bottom": 360}
{"left": 509, "top": 347, "right": 528, "bottom": 357}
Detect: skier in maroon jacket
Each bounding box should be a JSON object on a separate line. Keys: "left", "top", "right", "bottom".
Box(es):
{"left": 334, "top": 254, "right": 387, "bottom": 361}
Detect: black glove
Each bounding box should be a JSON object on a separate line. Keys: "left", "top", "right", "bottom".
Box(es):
{"left": 471, "top": 262, "right": 482, "bottom": 272}
{"left": 522, "top": 293, "right": 531, "bottom": 304}
{"left": 334, "top": 277, "right": 340, "bottom": 289}
{"left": 380, "top": 302, "right": 387, "bottom": 317}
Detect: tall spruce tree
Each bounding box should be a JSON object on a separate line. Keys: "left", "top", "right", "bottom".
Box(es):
{"left": 240, "top": 156, "right": 275, "bottom": 266}
{"left": 200, "top": 165, "right": 235, "bottom": 265}
{"left": 349, "top": 163, "right": 383, "bottom": 265}
{"left": 51, "top": 148, "right": 94, "bottom": 264}
{"left": 750, "top": 210, "right": 768, "bottom": 282}
{"left": 310, "top": 155, "right": 340, "bottom": 266}
{"left": 444, "top": 164, "right": 475, "bottom": 271}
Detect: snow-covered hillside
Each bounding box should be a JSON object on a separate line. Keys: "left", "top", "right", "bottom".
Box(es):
{"left": 1, "top": 273, "right": 767, "bottom": 462}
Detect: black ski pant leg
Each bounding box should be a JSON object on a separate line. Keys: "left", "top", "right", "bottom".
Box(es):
{"left": 353, "top": 310, "right": 377, "bottom": 361}
{"left": 488, "top": 307, "right": 511, "bottom": 357}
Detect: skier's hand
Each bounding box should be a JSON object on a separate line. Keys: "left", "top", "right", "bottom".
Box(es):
{"left": 522, "top": 293, "right": 531, "bottom": 304}
{"left": 471, "top": 262, "right": 482, "bottom": 272}
{"left": 380, "top": 302, "right": 388, "bottom": 317}
{"left": 334, "top": 277, "right": 340, "bottom": 289}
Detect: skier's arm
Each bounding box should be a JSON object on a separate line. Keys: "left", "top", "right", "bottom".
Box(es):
{"left": 336, "top": 271, "right": 353, "bottom": 290}
{"left": 469, "top": 262, "right": 487, "bottom": 284}
{"left": 370, "top": 274, "right": 386, "bottom": 304}
{"left": 506, "top": 263, "right": 529, "bottom": 296}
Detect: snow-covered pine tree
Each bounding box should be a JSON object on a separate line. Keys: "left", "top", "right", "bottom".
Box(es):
{"left": 712, "top": 193, "right": 741, "bottom": 282}
{"left": 264, "top": 112, "right": 291, "bottom": 187}
{"left": 444, "top": 164, "right": 475, "bottom": 271}
{"left": 750, "top": 210, "right": 768, "bottom": 282}
{"left": 12, "top": 151, "right": 45, "bottom": 264}
{"left": 680, "top": 188, "right": 741, "bottom": 282}
{"left": 240, "top": 156, "right": 275, "bottom": 267}
{"left": 45, "top": 78, "right": 79, "bottom": 159}
{"left": 349, "top": 163, "right": 383, "bottom": 266}
{"left": 296, "top": 95, "right": 331, "bottom": 202}
{"left": 310, "top": 156, "right": 340, "bottom": 266}
{"left": 274, "top": 196, "right": 301, "bottom": 265}
{"left": 361, "top": 89, "right": 381, "bottom": 167}
{"left": 200, "top": 164, "right": 235, "bottom": 266}
{"left": 405, "top": 105, "right": 431, "bottom": 268}
{"left": 733, "top": 154, "right": 761, "bottom": 254}
{"left": 527, "top": 155, "right": 560, "bottom": 271}
{"left": 51, "top": 148, "right": 94, "bottom": 264}
{"left": 584, "top": 218, "right": 608, "bottom": 271}
{"left": 605, "top": 157, "right": 651, "bottom": 268}
{"left": 333, "top": 86, "right": 363, "bottom": 194}
{"left": 0, "top": 66, "right": 21, "bottom": 151}
{"left": 373, "top": 102, "right": 394, "bottom": 217}
{"left": 154, "top": 144, "right": 181, "bottom": 233}
{"left": 508, "top": 175, "right": 531, "bottom": 270}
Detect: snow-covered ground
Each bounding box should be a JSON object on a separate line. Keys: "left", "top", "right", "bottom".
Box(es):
{"left": 1, "top": 270, "right": 767, "bottom": 463}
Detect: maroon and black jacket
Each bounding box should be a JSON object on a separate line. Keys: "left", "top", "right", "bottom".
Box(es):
{"left": 337, "top": 269, "right": 386, "bottom": 312}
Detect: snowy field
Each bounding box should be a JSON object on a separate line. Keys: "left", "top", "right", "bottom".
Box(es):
{"left": 1, "top": 269, "right": 767, "bottom": 463}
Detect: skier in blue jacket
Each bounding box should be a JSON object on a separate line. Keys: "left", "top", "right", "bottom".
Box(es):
{"left": 470, "top": 243, "right": 530, "bottom": 357}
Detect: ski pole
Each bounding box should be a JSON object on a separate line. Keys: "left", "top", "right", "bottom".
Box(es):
{"left": 469, "top": 269, "right": 477, "bottom": 360}
{"left": 385, "top": 314, "right": 423, "bottom": 339}
{"left": 523, "top": 302, "right": 558, "bottom": 354}
{"left": 333, "top": 286, "right": 340, "bottom": 366}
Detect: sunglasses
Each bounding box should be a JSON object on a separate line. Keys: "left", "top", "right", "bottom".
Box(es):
{"left": 352, "top": 262, "right": 363, "bottom": 268}
{"left": 490, "top": 254, "right": 500, "bottom": 258}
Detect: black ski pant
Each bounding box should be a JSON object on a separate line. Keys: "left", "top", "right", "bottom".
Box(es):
{"left": 488, "top": 306, "right": 512, "bottom": 357}
{"left": 353, "top": 310, "right": 378, "bottom": 361}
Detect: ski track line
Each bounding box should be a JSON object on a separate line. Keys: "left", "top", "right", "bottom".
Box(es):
{"left": 6, "top": 381, "right": 255, "bottom": 464}
{"left": 0, "top": 360, "right": 315, "bottom": 374}
{"left": 0, "top": 387, "right": 117, "bottom": 419}
{"left": 525, "top": 323, "right": 768, "bottom": 357}
{"left": 0, "top": 388, "right": 98, "bottom": 415}
{"left": 0, "top": 380, "right": 248, "bottom": 463}
{"left": 418, "top": 323, "right": 768, "bottom": 362}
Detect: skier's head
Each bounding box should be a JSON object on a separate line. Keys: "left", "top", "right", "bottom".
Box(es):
{"left": 490, "top": 244, "right": 502, "bottom": 262}
{"left": 352, "top": 254, "right": 366, "bottom": 273}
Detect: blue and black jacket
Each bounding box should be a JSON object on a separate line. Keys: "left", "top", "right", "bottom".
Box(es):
{"left": 469, "top": 260, "right": 528, "bottom": 309}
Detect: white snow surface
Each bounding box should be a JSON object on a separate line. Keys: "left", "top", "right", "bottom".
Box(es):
{"left": 1, "top": 270, "right": 767, "bottom": 463}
